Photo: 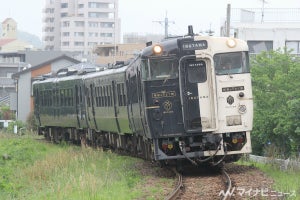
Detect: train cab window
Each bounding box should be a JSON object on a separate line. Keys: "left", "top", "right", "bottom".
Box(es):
{"left": 186, "top": 60, "right": 207, "bottom": 83}
{"left": 214, "top": 52, "right": 250, "bottom": 75}
{"left": 142, "top": 58, "right": 179, "bottom": 80}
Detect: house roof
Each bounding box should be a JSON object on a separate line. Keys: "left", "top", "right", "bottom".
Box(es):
{"left": 18, "top": 50, "right": 79, "bottom": 67}
{"left": 0, "top": 39, "right": 16, "bottom": 46}
{"left": 2, "top": 18, "right": 15, "bottom": 24}
{"left": 12, "top": 54, "right": 80, "bottom": 79}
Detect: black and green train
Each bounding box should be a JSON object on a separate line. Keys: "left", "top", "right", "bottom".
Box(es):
{"left": 33, "top": 26, "right": 253, "bottom": 165}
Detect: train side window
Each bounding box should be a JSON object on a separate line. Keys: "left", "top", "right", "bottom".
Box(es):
{"left": 108, "top": 85, "right": 112, "bottom": 106}
{"left": 49, "top": 90, "right": 52, "bottom": 106}
{"left": 86, "top": 87, "right": 91, "bottom": 107}
{"left": 100, "top": 86, "right": 103, "bottom": 107}
{"left": 117, "top": 83, "right": 121, "bottom": 106}
{"left": 96, "top": 87, "right": 99, "bottom": 107}
{"left": 103, "top": 86, "right": 107, "bottom": 107}
{"left": 70, "top": 89, "right": 73, "bottom": 106}
{"left": 79, "top": 86, "right": 83, "bottom": 103}
{"left": 122, "top": 83, "right": 126, "bottom": 105}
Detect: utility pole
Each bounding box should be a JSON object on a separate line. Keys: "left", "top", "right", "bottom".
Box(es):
{"left": 260, "top": 0, "right": 268, "bottom": 23}
{"left": 153, "top": 11, "right": 174, "bottom": 38}
{"left": 226, "top": 4, "right": 231, "bottom": 37}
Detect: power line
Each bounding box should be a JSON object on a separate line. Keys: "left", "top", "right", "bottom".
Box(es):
{"left": 153, "top": 11, "right": 174, "bottom": 38}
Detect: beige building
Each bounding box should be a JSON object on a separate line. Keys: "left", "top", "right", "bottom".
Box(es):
{"left": 94, "top": 43, "right": 145, "bottom": 65}
{"left": 222, "top": 8, "right": 300, "bottom": 56}
{"left": 43, "top": 0, "right": 120, "bottom": 57}
{"left": 0, "top": 18, "right": 33, "bottom": 52}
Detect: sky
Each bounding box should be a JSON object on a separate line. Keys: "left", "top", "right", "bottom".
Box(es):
{"left": 0, "top": 0, "right": 299, "bottom": 40}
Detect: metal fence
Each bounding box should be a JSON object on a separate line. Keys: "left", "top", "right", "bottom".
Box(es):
{"left": 249, "top": 155, "right": 300, "bottom": 171}
{"left": 231, "top": 8, "right": 300, "bottom": 23}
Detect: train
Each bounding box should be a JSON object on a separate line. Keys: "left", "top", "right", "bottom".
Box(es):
{"left": 33, "top": 26, "right": 253, "bottom": 166}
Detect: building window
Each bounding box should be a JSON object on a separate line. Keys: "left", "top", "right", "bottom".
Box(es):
{"left": 61, "top": 12, "right": 68, "bottom": 17}
{"left": 62, "top": 21, "right": 70, "bottom": 27}
{"left": 62, "top": 42, "right": 69, "bottom": 46}
{"left": 247, "top": 41, "right": 273, "bottom": 55}
{"left": 100, "top": 33, "right": 113, "bottom": 37}
{"left": 88, "top": 2, "right": 109, "bottom": 8}
{"left": 88, "top": 12, "right": 108, "bottom": 18}
{"left": 286, "top": 41, "right": 300, "bottom": 55}
{"left": 100, "top": 22, "right": 114, "bottom": 28}
{"left": 61, "top": 3, "right": 68, "bottom": 8}
{"left": 88, "top": 22, "right": 99, "bottom": 27}
{"left": 88, "top": 42, "right": 98, "bottom": 46}
{"left": 74, "top": 21, "right": 85, "bottom": 27}
{"left": 62, "top": 32, "right": 70, "bottom": 37}
{"left": 74, "top": 32, "right": 84, "bottom": 37}
{"left": 88, "top": 32, "right": 98, "bottom": 37}
{"left": 78, "top": 4, "right": 84, "bottom": 8}
{"left": 108, "top": 13, "right": 114, "bottom": 19}
{"left": 74, "top": 42, "right": 84, "bottom": 46}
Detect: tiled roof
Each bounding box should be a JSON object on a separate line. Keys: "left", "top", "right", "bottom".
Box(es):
{"left": 2, "top": 18, "right": 14, "bottom": 24}
{"left": 0, "top": 39, "right": 16, "bottom": 46}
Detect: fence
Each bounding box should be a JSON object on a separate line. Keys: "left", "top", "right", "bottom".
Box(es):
{"left": 249, "top": 154, "right": 300, "bottom": 171}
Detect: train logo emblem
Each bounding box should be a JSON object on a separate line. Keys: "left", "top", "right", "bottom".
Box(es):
{"left": 163, "top": 100, "right": 172, "bottom": 112}
{"left": 227, "top": 95, "right": 234, "bottom": 105}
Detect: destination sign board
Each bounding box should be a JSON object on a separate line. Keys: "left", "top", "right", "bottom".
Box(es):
{"left": 222, "top": 86, "right": 245, "bottom": 92}
{"left": 182, "top": 40, "right": 208, "bottom": 51}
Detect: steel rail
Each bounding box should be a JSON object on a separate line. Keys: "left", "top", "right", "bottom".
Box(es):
{"left": 221, "top": 169, "right": 232, "bottom": 200}
{"left": 165, "top": 167, "right": 183, "bottom": 200}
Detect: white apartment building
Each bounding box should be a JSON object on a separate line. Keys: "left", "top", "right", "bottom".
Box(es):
{"left": 43, "top": 0, "right": 120, "bottom": 57}
{"left": 221, "top": 8, "right": 300, "bottom": 56}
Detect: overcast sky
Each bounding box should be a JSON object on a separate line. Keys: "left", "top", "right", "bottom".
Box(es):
{"left": 0, "top": 0, "right": 298, "bottom": 39}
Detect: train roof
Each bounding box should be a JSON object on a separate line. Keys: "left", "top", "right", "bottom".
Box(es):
{"left": 141, "top": 37, "right": 180, "bottom": 57}
{"left": 82, "top": 62, "right": 129, "bottom": 80}
{"left": 32, "top": 60, "right": 132, "bottom": 85}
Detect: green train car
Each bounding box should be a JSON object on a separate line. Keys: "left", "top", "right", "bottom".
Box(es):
{"left": 33, "top": 26, "right": 253, "bottom": 166}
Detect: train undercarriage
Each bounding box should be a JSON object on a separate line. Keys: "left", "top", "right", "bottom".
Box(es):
{"left": 39, "top": 127, "right": 248, "bottom": 168}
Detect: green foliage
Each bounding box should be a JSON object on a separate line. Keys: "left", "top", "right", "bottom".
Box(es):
{"left": 26, "top": 112, "right": 38, "bottom": 131}
{"left": 0, "top": 136, "right": 149, "bottom": 199}
{"left": 0, "top": 105, "right": 15, "bottom": 120}
{"left": 0, "top": 135, "right": 51, "bottom": 195}
{"left": 6, "top": 120, "right": 25, "bottom": 134}
{"left": 251, "top": 49, "right": 300, "bottom": 157}
{"left": 238, "top": 159, "right": 300, "bottom": 199}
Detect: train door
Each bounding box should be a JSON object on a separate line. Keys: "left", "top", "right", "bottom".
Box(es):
{"left": 33, "top": 87, "right": 41, "bottom": 126}
{"left": 75, "top": 84, "right": 86, "bottom": 128}
{"left": 112, "top": 80, "right": 121, "bottom": 133}
{"left": 180, "top": 58, "right": 216, "bottom": 133}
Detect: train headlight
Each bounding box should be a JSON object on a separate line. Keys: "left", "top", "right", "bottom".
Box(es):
{"left": 153, "top": 45, "right": 163, "bottom": 54}
{"left": 238, "top": 105, "right": 247, "bottom": 114}
{"left": 226, "top": 38, "right": 236, "bottom": 48}
{"left": 226, "top": 115, "right": 242, "bottom": 126}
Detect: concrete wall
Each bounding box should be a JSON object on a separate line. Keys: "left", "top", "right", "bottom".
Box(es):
{"left": 17, "top": 72, "right": 31, "bottom": 122}
{"left": 232, "top": 22, "right": 300, "bottom": 51}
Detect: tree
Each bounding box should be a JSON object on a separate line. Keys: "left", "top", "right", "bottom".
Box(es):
{"left": 250, "top": 49, "right": 300, "bottom": 157}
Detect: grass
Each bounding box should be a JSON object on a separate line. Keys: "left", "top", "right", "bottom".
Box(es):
{"left": 238, "top": 158, "right": 300, "bottom": 200}
{"left": 0, "top": 132, "right": 154, "bottom": 200}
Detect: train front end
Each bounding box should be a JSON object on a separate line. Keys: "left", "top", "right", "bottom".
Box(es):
{"left": 142, "top": 33, "right": 253, "bottom": 165}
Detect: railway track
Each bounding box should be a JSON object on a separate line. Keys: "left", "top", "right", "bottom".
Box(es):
{"left": 165, "top": 165, "right": 233, "bottom": 200}
{"left": 221, "top": 168, "right": 232, "bottom": 200}
{"left": 165, "top": 167, "right": 183, "bottom": 200}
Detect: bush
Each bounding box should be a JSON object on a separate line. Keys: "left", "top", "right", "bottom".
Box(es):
{"left": 6, "top": 120, "right": 25, "bottom": 134}
{"left": 26, "top": 112, "right": 38, "bottom": 131}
